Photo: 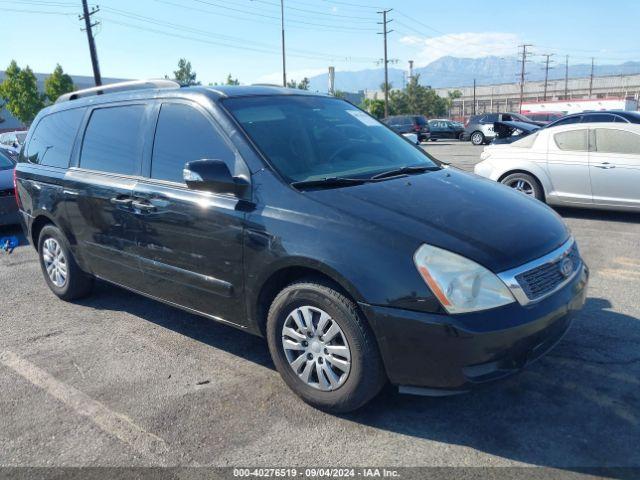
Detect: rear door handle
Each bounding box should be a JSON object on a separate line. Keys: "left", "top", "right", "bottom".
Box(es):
{"left": 131, "top": 200, "right": 156, "bottom": 213}
{"left": 594, "top": 162, "right": 616, "bottom": 169}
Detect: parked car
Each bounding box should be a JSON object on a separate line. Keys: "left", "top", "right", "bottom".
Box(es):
{"left": 427, "top": 119, "right": 465, "bottom": 141}
{"left": 383, "top": 115, "right": 430, "bottom": 142}
{"left": 523, "top": 112, "right": 565, "bottom": 124}
{"left": 491, "top": 120, "right": 540, "bottom": 145}
{"left": 0, "top": 146, "right": 19, "bottom": 163}
{"left": 0, "top": 130, "right": 27, "bottom": 150}
{"left": 401, "top": 132, "right": 419, "bottom": 144}
{"left": 462, "top": 112, "right": 539, "bottom": 145}
{"left": 545, "top": 110, "right": 640, "bottom": 129}
{"left": 0, "top": 149, "right": 19, "bottom": 226}
{"left": 15, "top": 80, "right": 588, "bottom": 412}
{"left": 475, "top": 122, "right": 640, "bottom": 211}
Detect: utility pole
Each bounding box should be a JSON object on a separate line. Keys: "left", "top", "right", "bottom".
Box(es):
{"left": 377, "top": 9, "right": 393, "bottom": 118}
{"left": 564, "top": 55, "right": 569, "bottom": 99}
{"left": 408, "top": 60, "right": 414, "bottom": 83}
{"left": 472, "top": 79, "right": 476, "bottom": 115}
{"left": 589, "top": 57, "right": 595, "bottom": 98}
{"left": 79, "top": 0, "right": 102, "bottom": 86}
{"left": 328, "top": 66, "right": 335, "bottom": 95}
{"left": 542, "top": 53, "right": 554, "bottom": 101}
{"left": 518, "top": 44, "right": 533, "bottom": 113}
{"left": 280, "top": 0, "right": 286, "bottom": 87}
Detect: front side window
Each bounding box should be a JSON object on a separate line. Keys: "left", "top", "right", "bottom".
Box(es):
{"left": 223, "top": 95, "right": 438, "bottom": 183}
{"left": 594, "top": 128, "right": 640, "bottom": 155}
{"left": 554, "top": 129, "right": 588, "bottom": 151}
{"left": 25, "top": 108, "right": 85, "bottom": 168}
{"left": 80, "top": 105, "right": 146, "bottom": 175}
{"left": 151, "top": 103, "right": 235, "bottom": 183}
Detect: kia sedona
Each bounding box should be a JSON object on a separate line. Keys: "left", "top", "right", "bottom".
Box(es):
{"left": 15, "top": 80, "right": 588, "bottom": 412}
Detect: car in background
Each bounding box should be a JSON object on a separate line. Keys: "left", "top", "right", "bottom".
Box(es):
{"left": 545, "top": 110, "right": 640, "bottom": 128}
{"left": 0, "top": 130, "right": 27, "bottom": 150}
{"left": 523, "top": 112, "right": 565, "bottom": 124}
{"left": 0, "top": 148, "right": 19, "bottom": 225}
{"left": 401, "top": 132, "right": 419, "bottom": 144}
{"left": 474, "top": 122, "right": 640, "bottom": 211}
{"left": 427, "top": 119, "right": 465, "bottom": 141}
{"left": 492, "top": 121, "right": 540, "bottom": 145}
{"left": 462, "top": 112, "right": 539, "bottom": 145}
{"left": 0, "top": 146, "right": 19, "bottom": 163}
{"left": 383, "top": 115, "right": 430, "bottom": 142}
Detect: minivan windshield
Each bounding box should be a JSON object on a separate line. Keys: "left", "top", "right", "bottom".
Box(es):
{"left": 223, "top": 95, "right": 439, "bottom": 183}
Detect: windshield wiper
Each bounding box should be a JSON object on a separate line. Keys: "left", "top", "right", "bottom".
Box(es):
{"left": 370, "top": 164, "right": 440, "bottom": 180}
{"left": 291, "top": 177, "right": 369, "bottom": 189}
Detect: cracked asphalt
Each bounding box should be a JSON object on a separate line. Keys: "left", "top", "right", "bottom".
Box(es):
{"left": 0, "top": 141, "right": 639, "bottom": 474}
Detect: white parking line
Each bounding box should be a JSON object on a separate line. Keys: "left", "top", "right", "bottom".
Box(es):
{"left": 0, "top": 350, "right": 171, "bottom": 465}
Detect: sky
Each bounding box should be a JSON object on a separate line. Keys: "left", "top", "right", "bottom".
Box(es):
{"left": 3, "top": 0, "right": 640, "bottom": 86}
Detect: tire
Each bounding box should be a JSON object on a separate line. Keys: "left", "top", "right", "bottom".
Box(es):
{"left": 458, "top": 133, "right": 465, "bottom": 141}
{"left": 38, "top": 224, "right": 94, "bottom": 301}
{"left": 266, "top": 279, "right": 386, "bottom": 413}
{"left": 500, "top": 172, "right": 544, "bottom": 201}
{"left": 470, "top": 131, "right": 485, "bottom": 145}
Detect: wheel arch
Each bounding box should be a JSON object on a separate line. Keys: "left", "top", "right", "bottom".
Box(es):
{"left": 30, "top": 213, "right": 58, "bottom": 251}
{"left": 251, "top": 259, "right": 364, "bottom": 338}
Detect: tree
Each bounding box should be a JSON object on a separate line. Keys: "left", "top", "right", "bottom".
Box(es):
{"left": 387, "top": 74, "right": 448, "bottom": 118}
{"left": 225, "top": 74, "right": 239, "bottom": 85}
{"left": 44, "top": 64, "right": 74, "bottom": 103}
{"left": 333, "top": 90, "right": 347, "bottom": 99}
{"left": 286, "top": 78, "right": 310, "bottom": 90}
{"left": 0, "top": 60, "right": 45, "bottom": 125}
{"left": 360, "top": 98, "right": 385, "bottom": 119}
{"left": 446, "top": 89, "right": 463, "bottom": 117}
{"left": 171, "top": 58, "right": 200, "bottom": 86}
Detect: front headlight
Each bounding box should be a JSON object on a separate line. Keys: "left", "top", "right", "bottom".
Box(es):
{"left": 413, "top": 244, "right": 515, "bottom": 314}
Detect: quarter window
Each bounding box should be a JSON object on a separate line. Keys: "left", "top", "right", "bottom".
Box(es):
{"left": 25, "top": 108, "right": 85, "bottom": 168}
{"left": 594, "top": 128, "right": 640, "bottom": 155}
{"left": 151, "top": 103, "right": 235, "bottom": 183}
{"left": 554, "top": 129, "right": 588, "bottom": 151}
{"left": 80, "top": 105, "right": 146, "bottom": 175}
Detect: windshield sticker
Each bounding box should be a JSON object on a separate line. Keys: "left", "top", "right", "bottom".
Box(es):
{"left": 346, "top": 110, "right": 381, "bottom": 127}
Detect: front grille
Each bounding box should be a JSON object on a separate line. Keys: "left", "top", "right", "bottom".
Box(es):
{"left": 515, "top": 243, "right": 581, "bottom": 301}
{"left": 0, "top": 188, "right": 14, "bottom": 198}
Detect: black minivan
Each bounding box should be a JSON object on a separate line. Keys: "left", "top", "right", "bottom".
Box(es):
{"left": 15, "top": 81, "right": 588, "bottom": 412}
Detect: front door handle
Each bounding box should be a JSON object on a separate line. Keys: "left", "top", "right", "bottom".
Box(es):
{"left": 131, "top": 200, "right": 156, "bottom": 213}
{"left": 110, "top": 197, "right": 132, "bottom": 206}
{"left": 594, "top": 162, "right": 616, "bottom": 169}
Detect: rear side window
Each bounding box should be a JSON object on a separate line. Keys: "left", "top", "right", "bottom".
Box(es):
{"left": 554, "top": 129, "right": 588, "bottom": 151}
{"left": 151, "top": 103, "right": 235, "bottom": 184}
{"left": 594, "top": 128, "right": 640, "bottom": 155}
{"left": 80, "top": 105, "right": 146, "bottom": 175}
{"left": 25, "top": 108, "right": 84, "bottom": 168}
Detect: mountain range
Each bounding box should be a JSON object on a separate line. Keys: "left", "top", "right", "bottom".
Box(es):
{"left": 308, "top": 56, "right": 640, "bottom": 93}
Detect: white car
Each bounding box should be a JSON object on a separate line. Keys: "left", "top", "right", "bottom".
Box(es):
{"left": 474, "top": 122, "right": 640, "bottom": 211}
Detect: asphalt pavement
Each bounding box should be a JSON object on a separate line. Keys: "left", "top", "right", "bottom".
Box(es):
{"left": 1, "top": 141, "right": 639, "bottom": 473}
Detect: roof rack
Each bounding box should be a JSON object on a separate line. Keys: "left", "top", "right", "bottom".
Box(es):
{"left": 55, "top": 79, "right": 181, "bottom": 103}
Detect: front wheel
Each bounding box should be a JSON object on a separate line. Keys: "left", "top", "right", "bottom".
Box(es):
{"left": 266, "top": 280, "right": 386, "bottom": 413}
{"left": 501, "top": 172, "right": 544, "bottom": 201}
{"left": 470, "top": 131, "right": 485, "bottom": 145}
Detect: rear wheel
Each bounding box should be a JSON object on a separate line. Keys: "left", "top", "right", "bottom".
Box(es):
{"left": 501, "top": 172, "right": 544, "bottom": 201}
{"left": 266, "top": 280, "right": 386, "bottom": 412}
{"left": 38, "top": 225, "right": 94, "bottom": 300}
{"left": 470, "top": 131, "right": 485, "bottom": 145}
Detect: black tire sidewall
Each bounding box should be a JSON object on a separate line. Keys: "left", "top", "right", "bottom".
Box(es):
{"left": 267, "top": 283, "right": 382, "bottom": 411}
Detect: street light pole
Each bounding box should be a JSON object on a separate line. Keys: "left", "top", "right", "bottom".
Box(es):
{"left": 280, "top": 0, "right": 286, "bottom": 87}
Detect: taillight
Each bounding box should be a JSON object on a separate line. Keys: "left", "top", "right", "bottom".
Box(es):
{"left": 13, "top": 168, "right": 21, "bottom": 209}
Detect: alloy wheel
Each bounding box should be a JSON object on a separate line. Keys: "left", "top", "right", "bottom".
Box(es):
{"left": 506, "top": 178, "right": 534, "bottom": 196}
{"left": 281, "top": 306, "right": 351, "bottom": 391}
{"left": 42, "top": 238, "right": 67, "bottom": 287}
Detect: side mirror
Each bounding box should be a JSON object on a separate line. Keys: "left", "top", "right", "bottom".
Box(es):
{"left": 183, "top": 159, "right": 249, "bottom": 196}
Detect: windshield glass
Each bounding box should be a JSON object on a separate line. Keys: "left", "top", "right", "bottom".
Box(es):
{"left": 16, "top": 132, "right": 27, "bottom": 143}
{"left": 223, "top": 95, "right": 438, "bottom": 183}
{"left": 0, "top": 151, "right": 15, "bottom": 169}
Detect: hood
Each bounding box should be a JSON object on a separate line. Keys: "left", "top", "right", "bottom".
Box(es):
{"left": 303, "top": 168, "right": 569, "bottom": 273}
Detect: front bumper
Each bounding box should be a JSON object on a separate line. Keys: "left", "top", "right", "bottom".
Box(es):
{"left": 360, "top": 263, "right": 588, "bottom": 393}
